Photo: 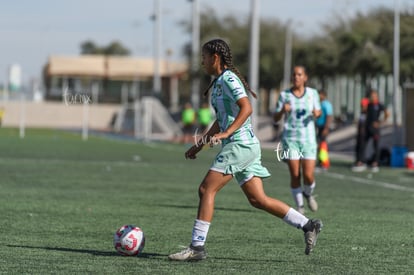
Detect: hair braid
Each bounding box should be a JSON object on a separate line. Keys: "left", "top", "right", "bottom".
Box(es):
{"left": 202, "top": 39, "right": 257, "bottom": 98}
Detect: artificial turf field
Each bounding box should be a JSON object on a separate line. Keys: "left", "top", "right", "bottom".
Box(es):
{"left": 0, "top": 128, "right": 413, "bottom": 274}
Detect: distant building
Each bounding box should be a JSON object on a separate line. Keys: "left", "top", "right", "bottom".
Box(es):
{"left": 43, "top": 55, "right": 188, "bottom": 107}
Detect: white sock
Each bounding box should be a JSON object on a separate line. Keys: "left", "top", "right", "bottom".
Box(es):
{"left": 291, "top": 187, "right": 304, "bottom": 208}
{"left": 303, "top": 182, "right": 316, "bottom": 197}
{"left": 191, "top": 219, "right": 210, "bottom": 247}
{"left": 282, "top": 208, "right": 309, "bottom": 229}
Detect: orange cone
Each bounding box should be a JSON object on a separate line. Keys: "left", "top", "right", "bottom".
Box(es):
{"left": 319, "top": 141, "right": 330, "bottom": 169}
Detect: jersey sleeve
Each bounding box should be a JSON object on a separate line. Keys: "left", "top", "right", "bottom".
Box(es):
{"left": 314, "top": 90, "right": 321, "bottom": 110}
{"left": 223, "top": 73, "right": 248, "bottom": 101}
{"left": 275, "top": 91, "right": 285, "bottom": 112}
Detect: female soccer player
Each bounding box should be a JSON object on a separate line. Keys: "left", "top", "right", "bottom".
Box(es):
{"left": 273, "top": 66, "right": 322, "bottom": 214}
{"left": 168, "top": 39, "right": 322, "bottom": 261}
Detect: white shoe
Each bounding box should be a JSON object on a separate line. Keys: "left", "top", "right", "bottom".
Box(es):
{"left": 314, "top": 167, "right": 327, "bottom": 174}
{"left": 371, "top": 166, "right": 379, "bottom": 173}
{"left": 352, "top": 164, "right": 367, "bottom": 172}
{"left": 168, "top": 245, "right": 207, "bottom": 261}
{"left": 303, "top": 192, "right": 318, "bottom": 212}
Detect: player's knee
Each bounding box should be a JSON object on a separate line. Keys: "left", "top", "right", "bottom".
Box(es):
{"left": 290, "top": 176, "right": 301, "bottom": 187}
{"left": 198, "top": 183, "right": 207, "bottom": 199}
{"left": 198, "top": 180, "right": 215, "bottom": 199}
{"left": 290, "top": 172, "right": 300, "bottom": 181}
{"left": 303, "top": 174, "right": 314, "bottom": 184}
{"left": 247, "top": 196, "right": 265, "bottom": 209}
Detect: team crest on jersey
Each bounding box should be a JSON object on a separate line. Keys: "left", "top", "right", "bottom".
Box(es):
{"left": 215, "top": 84, "right": 223, "bottom": 96}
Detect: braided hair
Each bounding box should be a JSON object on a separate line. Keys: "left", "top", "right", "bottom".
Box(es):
{"left": 202, "top": 39, "right": 257, "bottom": 99}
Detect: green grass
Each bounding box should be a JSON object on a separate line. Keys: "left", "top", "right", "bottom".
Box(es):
{"left": 0, "top": 128, "right": 413, "bottom": 274}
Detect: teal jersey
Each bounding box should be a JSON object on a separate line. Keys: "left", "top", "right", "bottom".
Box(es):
{"left": 211, "top": 70, "right": 258, "bottom": 145}
{"left": 275, "top": 87, "right": 321, "bottom": 144}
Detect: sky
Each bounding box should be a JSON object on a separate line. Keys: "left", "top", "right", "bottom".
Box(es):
{"left": 0, "top": 0, "right": 412, "bottom": 87}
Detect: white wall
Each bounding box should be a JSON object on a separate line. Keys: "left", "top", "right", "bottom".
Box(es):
{"left": 1, "top": 101, "right": 119, "bottom": 130}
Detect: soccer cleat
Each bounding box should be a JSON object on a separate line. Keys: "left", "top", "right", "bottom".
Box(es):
{"left": 314, "top": 166, "right": 327, "bottom": 174}
{"left": 303, "top": 219, "right": 323, "bottom": 255}
{"left": 351, "top": 164, "right": 367, "bottom": 172}
{"left": 371, "top": 166, "right": 379, "bottom": 173}
{"left": 297, "top": 206, "right": 305, "bottom": 215}
{"left": 303, "top": 192, "right": 318, "bottom": 212}
{"left": 168, "top": 245, "right": 207, "bottom": 261}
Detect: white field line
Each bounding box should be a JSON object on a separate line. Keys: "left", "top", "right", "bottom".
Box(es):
{"left": 326, "top": 171, "right": 414, "bottom": 192}
{"left": 0, "top": 157, "right": 147, "bottom": 167}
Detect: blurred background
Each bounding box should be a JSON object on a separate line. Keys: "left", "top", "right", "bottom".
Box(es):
{"left": 0, "top": 0, "right": 413, "bottom": 164}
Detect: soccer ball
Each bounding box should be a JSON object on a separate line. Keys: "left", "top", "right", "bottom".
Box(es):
{"left": 114, "top": 225, "right": 145, "bottom": 256}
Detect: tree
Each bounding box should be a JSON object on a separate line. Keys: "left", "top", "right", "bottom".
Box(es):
{"left": 80, "top": 40, "right": 130, "bottom": 56}
{"left": 103, "top": 41, "right": 131, "bottom": 56}
{"left": 320, "top": 7, "right": 414, "bottom": 83}
{"left": 258, "top": 19, "right": 286, "bottom": 90}
{"left": 180, "top": 5, "right": 414, "bottom": 94}
{"left": 180, "top": 7, "right": 288, "bottom": 94}
{"left": 80, "top": 40, "right": 103, "bottom": 55}
{"left": 400, "top": 9, "right": 414, "bottom": 81}
{"left": 293, "top": 36, "right": 339, "bottom": 86}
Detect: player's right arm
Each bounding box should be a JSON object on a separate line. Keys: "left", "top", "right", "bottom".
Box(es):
{"left": 273, "top": 92, "right": 291, "bottom": 122}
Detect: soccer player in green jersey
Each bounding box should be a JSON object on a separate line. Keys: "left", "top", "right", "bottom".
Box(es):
{"left": 168, "top": 39, "right": 322, "bottom": 261}
{"left": 273, "top": 66, "right": 322, "bottom": 215}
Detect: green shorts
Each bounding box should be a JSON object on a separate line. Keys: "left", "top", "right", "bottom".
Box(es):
{"left": 278, "top": 140, "right": 317, "bottom": 160}
{"left": 210, "top": 142, "right": 271, "bottom": 185}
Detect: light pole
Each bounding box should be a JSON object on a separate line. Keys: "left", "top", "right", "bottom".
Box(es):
{"left": 392, "top": 0, "right": 400, "bottom": 145}
{"left": 282, "top": 20, "right": 292, "bottom": 91}
{"left": 190, "top": 0, "right": 200, "bottom": 109}
{"left": 153, "top": 0, "right": 162, "bottom": 96}
{"left": 249, "top": 0, "right": 260, "bottom": 134}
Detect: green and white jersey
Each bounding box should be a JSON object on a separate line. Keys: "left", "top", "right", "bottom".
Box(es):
{"left": 275, "top": 87, "right": 321, "bottom": 144}
{"left": 211, "top": 70, "right": 258, "bottom": 146}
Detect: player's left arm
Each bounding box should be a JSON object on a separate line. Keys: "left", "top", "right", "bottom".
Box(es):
{"left": 312, "top": 90, "right": 322, "bottom": 118}
{"left": 212, "top": 97, "right": 251, "bottom": 142}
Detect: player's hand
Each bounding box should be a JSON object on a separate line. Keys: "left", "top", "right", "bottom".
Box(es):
{"left": 313, "top": 109, "right": 321, "bottom": 117}
{"left": 283, "top": 103, "right": 291, "bottom": 113}
{"left": 184, "top": 144, "right": 203, "bottom": 159}
{"left": 210, "top": 132, "right": 227, "bottom": 147}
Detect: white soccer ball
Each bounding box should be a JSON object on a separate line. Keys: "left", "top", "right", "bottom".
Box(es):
{"left": 114, "top": 225, "right": 145, "bottom": 256}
